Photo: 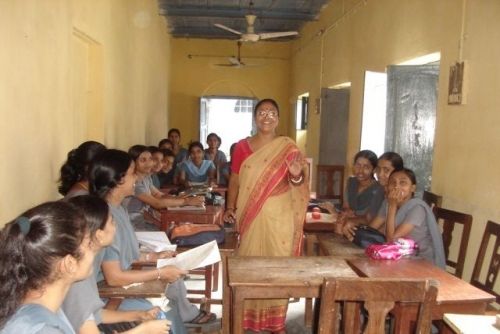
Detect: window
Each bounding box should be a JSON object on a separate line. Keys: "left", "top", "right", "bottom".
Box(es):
{"left": 296, "top": 94, "right": 309, "bottom": 130}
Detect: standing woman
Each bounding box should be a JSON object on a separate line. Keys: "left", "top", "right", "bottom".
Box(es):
{"left": 224, "top": 98, "right": 309, "bottom": 333}
{"left": 204, "top": 133, "right": 227, "bottom": 184}
{"left": 58, "top": 141, "right": 106, "bottom": 198}
{"left": 0, "top": 201, "right": 93, "bottom": 333}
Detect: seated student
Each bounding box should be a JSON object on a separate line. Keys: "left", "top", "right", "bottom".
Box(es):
{"left": 368, "top": 168, "right": 446, "bottom": 268}
{"left": 89, "top": 149, "right": 216, "bottom": 326}
{"left": 341, "top": 152, "right": 404, "bottom": 238}
{"left": 0, "top": 201, "right": 93, "bottom": 334}
{"left": 158, "top": 138, "right": 173, "bottom": 151}
{"left": 148, "top": 146, "right": 163, "bottom": 189}
{"left": 168, "top": 128, "right": 188, "bottom": 166}
{"left": 58, "top": 141, "right": 106, "bottom": 198}
{"left": 179, "top": 141, "right": 216, "bottom": 187}
{"left": 62, "top": 195, "right": 175, "bottom": 334}
{"left": 126, "top": 145, "right": 204, "bottom": 231}
{"left": 204, "top": 133, "right": 227, "bottom": 184}
{"left": 158, "top": 149, "right": 176, "bottom": 188}
{"left": 334, "top": 150, "right": 385, "bottom": 224}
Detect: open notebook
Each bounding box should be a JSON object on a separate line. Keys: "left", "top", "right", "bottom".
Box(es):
{"left": 166, "top": 204, "right": 206, "bottom": 211}
{"left": 135, "top": 231, "right": 177, "bottom": 252}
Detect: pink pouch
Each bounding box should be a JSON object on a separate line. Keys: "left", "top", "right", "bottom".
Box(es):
{"left": 365, "top": 238, "right": 418, "bottom": 260}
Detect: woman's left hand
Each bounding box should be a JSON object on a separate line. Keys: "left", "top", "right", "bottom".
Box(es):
{"left": 286, "top": 155, "right": 306, "bottom": 177}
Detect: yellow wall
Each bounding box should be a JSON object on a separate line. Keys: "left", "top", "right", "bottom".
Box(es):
{"left": 168, "top": 38, "right": 293, "bottom": 144}
{"left": 0, "top": 0, "right": 171, "bottom": 223}
{"left": 292, "top": 0, "right": 500, "bottom": 280}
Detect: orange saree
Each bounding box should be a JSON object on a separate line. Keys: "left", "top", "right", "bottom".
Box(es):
{"left": 235, "top": 137, "right": 309, "bottom": 332}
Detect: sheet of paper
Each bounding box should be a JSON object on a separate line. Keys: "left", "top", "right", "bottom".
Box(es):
{"left": 156, "top": 240, "right": 221, "bottom": 270}
{"left": 135, "top": 231, "right": 177, "bottom": 252}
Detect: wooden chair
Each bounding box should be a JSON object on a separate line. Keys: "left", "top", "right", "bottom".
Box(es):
{"left": 470, "top": 220, "right": 500, "bottom": 307}
{"left": 422, "top": 190, "right": 443, "bottom": 209}
{"left": 318, "top": 277, "right": 438, "bottom": 334}
{"left": 434, "top": 207, "right": 472, "bottom": 278}
{"left": 316, "top": 165, "right": 344, "bottom": 206}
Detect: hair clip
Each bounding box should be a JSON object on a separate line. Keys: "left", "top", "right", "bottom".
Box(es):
{"left": 15, "top": 216, "right": 31, "bottom": 235}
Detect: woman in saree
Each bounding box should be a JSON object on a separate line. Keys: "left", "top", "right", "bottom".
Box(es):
{"left": 224, "top": 98, "right": 310, "bottom": 333}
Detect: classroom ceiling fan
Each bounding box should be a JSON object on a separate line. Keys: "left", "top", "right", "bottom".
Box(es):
{"left": 214, "top": 41, "right": 258, "bottom": 68}
{"left": 214, "top": 1, "right": 299, "bottom": 43}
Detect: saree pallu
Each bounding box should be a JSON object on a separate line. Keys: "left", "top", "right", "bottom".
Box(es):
{"left": 236, "top": 137, "right": 309, "bottom": 332}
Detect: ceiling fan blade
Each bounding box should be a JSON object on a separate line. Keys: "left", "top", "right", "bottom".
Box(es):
{"left": 214, "top": 23, "right": 242, "bottom": 36}
{"left": 259, "top": 31, "right": 299, "bottom": 40}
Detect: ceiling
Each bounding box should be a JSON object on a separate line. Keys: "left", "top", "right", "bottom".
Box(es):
{"left": 158, "top": 0, "right": 330, "bottom": 41}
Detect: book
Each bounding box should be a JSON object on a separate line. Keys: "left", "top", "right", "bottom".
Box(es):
{"left": 166, "top": 204, "right": 206, "bottom": 212}
{"left": 135, "top": 231, "right": 177, "bottom": 252}
{"left": 305, "top": 212, "right": 337, "bottom": 223}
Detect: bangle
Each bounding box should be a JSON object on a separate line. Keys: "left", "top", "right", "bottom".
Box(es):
{"left": 289, "top": 172, "right": 304, "bottom": 185}
{"left": 156, "top": 268, "right": 161, "bottom": 280}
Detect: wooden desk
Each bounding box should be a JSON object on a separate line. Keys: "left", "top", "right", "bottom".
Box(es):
{"left": 98, "top": 279, "right": 166, "bottom": 298}
{"left": 316, "top": 233, "right": 365, "bottom": 258}
{"left": 348, "top": 258, "right": 496, "bottom": 333}
{"left": 149, "top": 205, "right": 224, "bottom": 231}
{"left": 444, "top": 313, "right": 500, "bottom": 333}
{"left": 226, "top": 256, "right": 357, "bottom": 334}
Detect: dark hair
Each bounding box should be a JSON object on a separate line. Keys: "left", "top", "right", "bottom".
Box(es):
{"left": 58, "top": 141, "right": 106, "bottom": 195}
{"left": 168, "top": 128, "right": 181, "bottom": 138}
{"left": 206, "top": 133, "right": 221, "bottom": 146}
{"left": 390, "top": 167, "right": 417, "bottom": 185}
{"left": 148, "top": 146, "right": 160, "bottom": 155}
{"left": 188, "top": 141, "right": 204, "bottom": 153}
{"left": 68, "top": 195, "right": 109, "bottom": 241}
{"left": 158, "top": 138, "right": 173, "bottom": 148}
{"left": 378, "top": 152, "right": 404, "bottom": 170}
{"left": 160, "top": 148, "right": 175, "bottom": 158}
{"left": 354, "top": 150, "right": 378, "bottom": 170}
{"left": 128, "top": 145, "right": 150, "bottom": 162}
{"left": 89, "top": 149, "right": 133, "bottom": 199}
{"left": 0, "top": 201, "right": 87, "bottom": 327}
{"left": 229, "top": 143, "right": 237, "bottom": 157}
{"left": 254, "top": 98, "right": 280, "bottom": 117}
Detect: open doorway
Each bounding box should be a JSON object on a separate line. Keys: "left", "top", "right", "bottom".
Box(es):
{"left": 199, "top": 96, "right": 257, "bottom": 156}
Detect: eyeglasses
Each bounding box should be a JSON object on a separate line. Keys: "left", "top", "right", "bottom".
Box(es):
{"left": 257, "top": 109, "right": 278, "bottom": 118}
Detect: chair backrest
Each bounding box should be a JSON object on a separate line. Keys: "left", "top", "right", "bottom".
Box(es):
{"left": 318, "top": 277, "right": 437, "bottom": 334}
{"left": 422, "top": 190, "right": 443, "bottom": 209}
{"left": 470, "top": 220, "right": 500, "bottom": 304}
{"left": 316, "top": 165, "right": 344, "bottom": 206}
{"left": 433, "top": 207, "right": 472, "bottom": 278}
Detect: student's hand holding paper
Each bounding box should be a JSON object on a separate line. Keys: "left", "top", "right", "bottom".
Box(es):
{"left": 159, "top": 265, "right": 188, "bottom": 283}
{"left": 140, "top": 306, "right": 161, "bottom": 321}
{"left": 156, "top": 250, "right": 177, "bottom": 259}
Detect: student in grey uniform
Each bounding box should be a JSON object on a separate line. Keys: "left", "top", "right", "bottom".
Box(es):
{"left": 369, "top": 168, "right": 446, "bottom": 268}
{"left": 89, "top": 149, "right": 216, "bottom": 327}
{"left": 58, "top": 141, "right": 106, "bottom": 199}
{"left": 126, "top": 145, "right": 203, "bottom": 231}
{"left": 0, "top": 201, "right": 93, "bottom": 334}
{"left": 62, "top": 195, "right": 172, "bottom": 334}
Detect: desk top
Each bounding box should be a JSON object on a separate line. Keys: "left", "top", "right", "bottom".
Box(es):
{"left": 228, "top": 256, "right": 357, "bottom": 287}
{"left": 444, "top": 313, "right": 500, "bottom": 333}
{"left": 316, "top": 233, "right": 365, "bottom": 258}
{"left": 97, "top": 279, "right": 166, "bottom": 298}
{"left": 348, "top": 258, "right": 495, "bottom": 305}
